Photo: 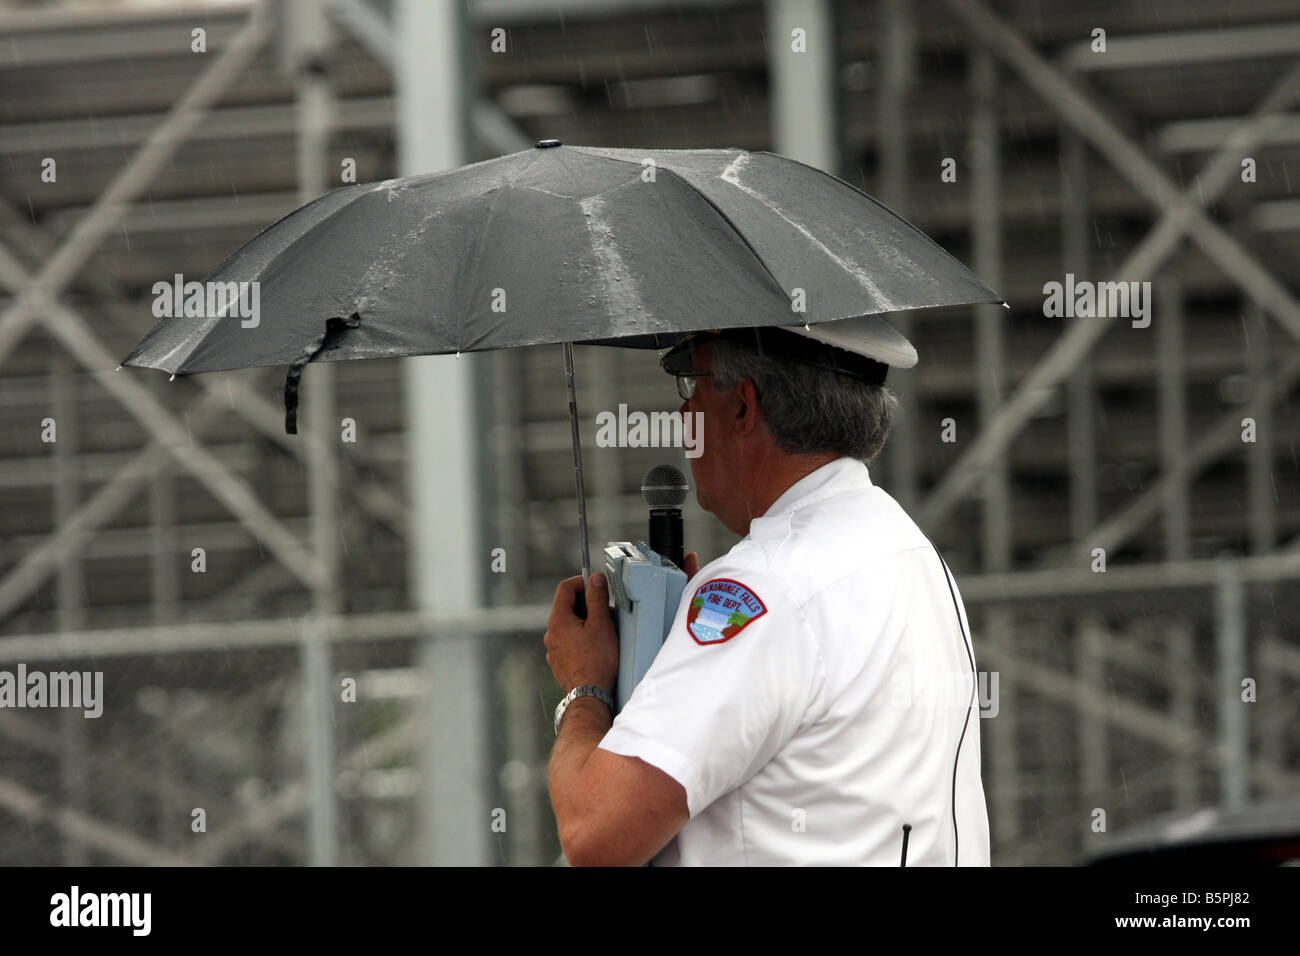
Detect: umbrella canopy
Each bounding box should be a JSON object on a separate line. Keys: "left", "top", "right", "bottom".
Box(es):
{"left": 122, "top": 140, "right": 1002, "bottom": 384}
{"left": 120, "top": 140, "right": 1004, "bottom": 583}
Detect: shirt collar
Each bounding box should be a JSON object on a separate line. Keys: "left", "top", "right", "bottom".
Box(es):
{"left": 748, "top": 456, "right": 872, "bottom": 539}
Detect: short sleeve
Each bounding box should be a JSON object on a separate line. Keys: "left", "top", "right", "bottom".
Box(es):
{"left": 597, "top": 565, "right": 826, "bottom": 818}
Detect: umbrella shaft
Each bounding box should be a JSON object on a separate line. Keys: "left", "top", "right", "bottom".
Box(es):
{"left": 563, "top": 342, "right": 591, "bottom": 585}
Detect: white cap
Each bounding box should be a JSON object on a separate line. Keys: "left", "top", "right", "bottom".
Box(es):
{"left": 780, "top": 315, "right": 918, "bottom": 369}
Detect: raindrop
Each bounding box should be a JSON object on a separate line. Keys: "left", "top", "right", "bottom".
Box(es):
{"left": 499, "top": 758, "right": 531, "bottom": 790}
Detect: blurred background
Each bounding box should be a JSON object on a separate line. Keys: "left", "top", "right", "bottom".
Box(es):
{"left": 0, "top": 0, "right": 1297, "bottom": 866}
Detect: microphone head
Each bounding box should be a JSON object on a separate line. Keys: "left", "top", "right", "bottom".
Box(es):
{"left": 642, "top": 464, "right": 689, "bottom": 509}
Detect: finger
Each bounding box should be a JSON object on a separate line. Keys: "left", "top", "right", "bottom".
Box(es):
{"left": 684, "top": 551, "right": 700, "bottom": 580}
{"left": 586, "top": 571, "right": 610, "bottom": 618}
{"left": 554, "top": 575, "right": 583, "bottom": 599}
{"left": 549, "top": 575, "right": 584, "bottom": 627}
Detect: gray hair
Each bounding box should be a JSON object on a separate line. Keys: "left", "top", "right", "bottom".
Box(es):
{"left": 708, "top": 336, "right": 899, "bottom": 462}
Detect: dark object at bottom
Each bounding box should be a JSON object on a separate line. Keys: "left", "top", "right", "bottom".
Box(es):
{"left": 1084, "top": 798, "right": 1300, "bottom": 866}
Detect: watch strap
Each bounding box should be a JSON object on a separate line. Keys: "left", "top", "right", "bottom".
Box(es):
{"left": 554, "top": 684, "right": 614, "bottom": 734}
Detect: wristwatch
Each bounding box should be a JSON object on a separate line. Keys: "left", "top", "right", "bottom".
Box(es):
{"left": 554, "top": 684, "right": 614, "bottom": 734}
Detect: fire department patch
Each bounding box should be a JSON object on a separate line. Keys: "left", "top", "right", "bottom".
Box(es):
{"left": 686, "top": 578, "right": 767, "bottom": 645}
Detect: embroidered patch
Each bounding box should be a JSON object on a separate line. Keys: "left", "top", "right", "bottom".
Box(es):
{"left": 686, "top": 578, "right": 767, "bottom": 645}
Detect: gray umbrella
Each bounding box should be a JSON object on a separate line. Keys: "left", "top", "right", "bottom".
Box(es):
{"left": 121, "top": 139, "right": 1004, "bottom": 579}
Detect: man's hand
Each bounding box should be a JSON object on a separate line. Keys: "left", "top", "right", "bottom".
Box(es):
{"left": 545, "top": 565, "right": 693, "bottom": 866}
{"left": 545, "top": 572, "right": 619, "bottom": 694}
{"left": 544, "top": 552, "right": 701, "bottom": 695}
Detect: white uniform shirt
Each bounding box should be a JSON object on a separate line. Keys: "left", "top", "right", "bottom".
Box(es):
{"left": 598, "top": 456, "right": 991, "bottom": 865}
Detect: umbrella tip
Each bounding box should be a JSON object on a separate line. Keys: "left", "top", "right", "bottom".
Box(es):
{"left": 114, "top": 364, "right": 122, "bottom": 372}
{"left": 1002, "top": 301, "right": 1011, "bottom": 310}
{"left": 169, "top": 373, "right": 176, "bottom": 381}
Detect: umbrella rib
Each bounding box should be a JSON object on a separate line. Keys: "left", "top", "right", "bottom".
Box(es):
{"left": 663, "top": 164, "right": 792, "bottom": 303}
{"left": 152, "top": 180, "right": 410, "bottom": 375}
{"left": 579, "top": 150, "right": 946, "bottom": 319}
{"left": 751, "top": 149, "right": 1006, "bottom": 307}
{"left": 718, "top": 153, "right": 903, "bottom": 312}
{"left": 578, "top": 152, "right": 793, "bottom": 309}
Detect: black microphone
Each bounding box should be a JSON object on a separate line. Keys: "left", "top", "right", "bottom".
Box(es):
{"left": 642, "top": 464, "right": 688, "bottom": 571}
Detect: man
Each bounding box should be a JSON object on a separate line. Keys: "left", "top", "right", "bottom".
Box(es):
{"left": 544, "top": 317, "right": 990, "bottom": 866}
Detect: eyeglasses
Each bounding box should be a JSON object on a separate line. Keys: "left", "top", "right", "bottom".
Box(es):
{"left": 675, "top": 373, "right": 713, "bottom": 402}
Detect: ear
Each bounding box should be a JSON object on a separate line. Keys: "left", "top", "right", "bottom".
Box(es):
{"left": 733, "top": 376, "right": 762, "bottom": 438}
